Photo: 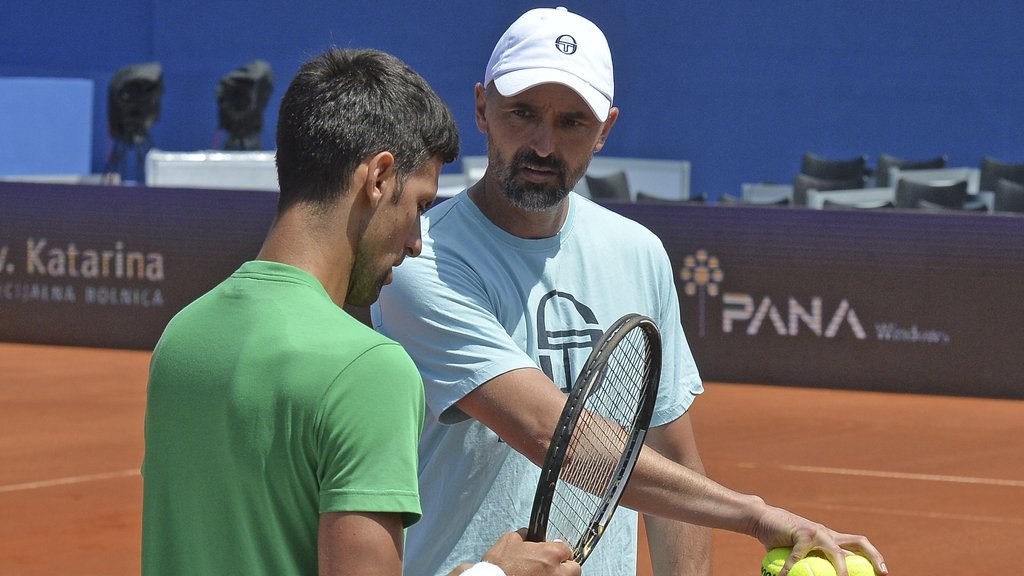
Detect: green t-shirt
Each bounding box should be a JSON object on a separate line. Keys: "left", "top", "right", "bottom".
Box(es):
{"left": 142, "top": 261, "right": 423, "bottom": 575}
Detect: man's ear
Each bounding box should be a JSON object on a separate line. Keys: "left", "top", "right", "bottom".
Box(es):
{"left": 361, "top": 151, "right": 396, "bottom": 208}
{"left": 474, "top": 83, "right": 488, "bottom": 134}
{"left": 593, "top": 106, "right": 619, "bottom": 153}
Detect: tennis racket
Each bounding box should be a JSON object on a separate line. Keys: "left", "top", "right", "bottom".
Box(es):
{"left": 527, "top": 313, "right": 662, "bottom": 565}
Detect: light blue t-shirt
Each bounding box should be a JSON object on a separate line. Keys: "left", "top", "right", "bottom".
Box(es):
{"left": 373, "top": 191, "right": 702, "bottom": 575}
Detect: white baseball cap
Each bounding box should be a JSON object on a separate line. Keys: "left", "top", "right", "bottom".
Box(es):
{"left": 484, "top": 7, "right": 614, "bottom": 121}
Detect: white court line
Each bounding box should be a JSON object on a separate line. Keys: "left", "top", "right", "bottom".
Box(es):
{"left": 736, "top": 462, "right": 1024, "bottom": 488}
{"left": 0, "top": 469, "right": 139, "bottom": 493}
{"left": 806, "top": 502, "right": 1024, "bottom": 525}
{"left": 733, "top": 462, "right": 1024, "bottom": 525}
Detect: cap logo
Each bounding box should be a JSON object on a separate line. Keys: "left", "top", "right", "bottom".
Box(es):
{"left": 554, "top": 34, "right": 577, "bottom": 55}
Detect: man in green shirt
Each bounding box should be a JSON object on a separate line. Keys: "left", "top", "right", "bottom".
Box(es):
{"left": 142, "top": 48, "right": 579, "bottom": 576}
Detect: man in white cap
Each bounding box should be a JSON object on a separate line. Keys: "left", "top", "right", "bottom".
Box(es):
{"left": 374, "top": 8, "right": 888, "bottom": 576}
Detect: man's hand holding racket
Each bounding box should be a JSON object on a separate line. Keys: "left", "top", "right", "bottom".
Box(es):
{"left": 449, "top": 530, "right": 581, "bottom": 576}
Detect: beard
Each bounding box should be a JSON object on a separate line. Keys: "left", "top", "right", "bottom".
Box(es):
{"left": 347, "top": 241, "right": 391, "bottom": 307}
{"left": 489, "top": 143, "right": 590, "bottom": 212}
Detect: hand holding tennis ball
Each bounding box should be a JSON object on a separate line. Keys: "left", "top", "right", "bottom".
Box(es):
{"left": 761, "top": 547, "right": 876, "bottom": 576}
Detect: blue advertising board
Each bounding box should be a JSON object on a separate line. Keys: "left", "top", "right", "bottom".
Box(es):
{"left": 2, "top": 182, "right": 1022, "bottom": 398}
{"left": 0, "top": 182, "right": 276, "bottom": 348}
{"left": 612, "top": 203, "right": 1024, "bottom": 399}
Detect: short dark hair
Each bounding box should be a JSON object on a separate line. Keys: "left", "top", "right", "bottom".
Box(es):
{"left": 275, "top": 48, "right": 460, "bottom": 212}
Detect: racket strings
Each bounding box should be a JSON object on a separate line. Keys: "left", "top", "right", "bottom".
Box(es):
{"left": 546, "top": 325, "right": 656, "bottom": 552}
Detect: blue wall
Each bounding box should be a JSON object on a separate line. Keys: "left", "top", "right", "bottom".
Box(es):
{"left": 2, "top": 1, "right": 1022, "bottom": 197}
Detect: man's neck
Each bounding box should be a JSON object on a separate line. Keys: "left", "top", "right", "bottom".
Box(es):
{"left": 256, "top": 206, "right": 354, "bottom": 307}
{"left": 468, "top": 175, "right": 570, "bottom": 240}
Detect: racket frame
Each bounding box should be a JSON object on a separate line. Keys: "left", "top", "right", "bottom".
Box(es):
{"left": 527, "top": 313, "right": 662, "bottom": 564}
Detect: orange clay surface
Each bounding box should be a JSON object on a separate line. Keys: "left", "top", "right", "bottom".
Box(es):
{"left": 1, "top": 342, "right": 1022, "bottom": 574}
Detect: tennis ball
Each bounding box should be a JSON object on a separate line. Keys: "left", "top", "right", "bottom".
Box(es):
{"left": 761, "top": 547, "right": 876, "bottom": 576}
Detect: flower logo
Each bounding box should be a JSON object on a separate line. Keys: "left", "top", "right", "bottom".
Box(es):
{"left": 679, "top": 249, "right": 723, "bottom": 337}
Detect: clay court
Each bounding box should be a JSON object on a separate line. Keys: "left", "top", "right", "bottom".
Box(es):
{"left": 2, "top": 342, "right": 1022, "bottom": 574}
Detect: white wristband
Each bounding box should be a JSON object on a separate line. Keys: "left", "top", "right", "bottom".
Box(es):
{"left": 462, "top": 561, "right": 506, "bottom": 576}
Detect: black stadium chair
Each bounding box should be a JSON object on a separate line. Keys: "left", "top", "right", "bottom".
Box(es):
{"left": 916, "top": 199, "right": 988, "bottom": 212}
{"left": 585, "top": 171, "right": 631, "bottom": 202}
{"left": 993, "top": 178, "right": 1024, "bottom": 213}
{"left": 894, "top": 178, "right": 968, "bottom": 209}
{"left": 800, "top": 152, "right": 869, "bottom": 181}
{"left": 875, "top": 153, "right": 948, "bottom": 188}
{"left": 980, "top": 156, "right": 1024, "bottom": 192}
{"left": 635, "top": 191, "right": 703, "bottom": 203}
{"left": 792, "top": 173, "right": 865, "bottom": 206}
{"left": 822, "top": 198, "right": 895, "bottom": 210}
{"left": 718, "top": 193, "right": 790, "bottom": 206}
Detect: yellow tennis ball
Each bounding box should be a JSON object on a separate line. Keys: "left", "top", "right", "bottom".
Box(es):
{"left": 761, "top": 547, "right": 876, "bottom": 576}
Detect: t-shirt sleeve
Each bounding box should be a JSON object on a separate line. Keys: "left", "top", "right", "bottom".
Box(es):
{"left": 373, "top": 255, "right": 536, "bottom": 425}
{"left": 316, "top": 343, "right": 425, "bottom": 527}
{"left": 649, "top": 238, "right": 704, "bottom": 427}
